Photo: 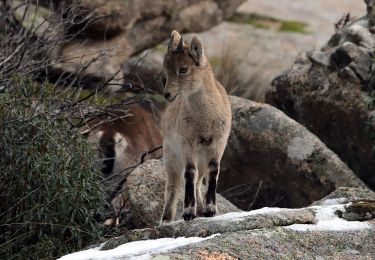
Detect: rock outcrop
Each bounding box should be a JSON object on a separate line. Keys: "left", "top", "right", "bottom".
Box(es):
{"left": 124, "top": 159, "right": 240, "bottom": 229}
{"left": 266, "top": 0, "right": 375, "bottom": 189}
{"left": 313, "top": 186, "right": 375, "bottom": 205}
{"left": 62, "top": 188, "right": 375, "bottom": 259}
{"left": 219, "top": 96, "right": 366, "bottom": 210}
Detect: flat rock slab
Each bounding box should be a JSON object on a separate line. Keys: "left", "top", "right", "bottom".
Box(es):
{"left": 62, "top": 190, "right": 375, "bottom": 259}
{"left": 153, "top": 227, "right": 375, "bottom": 259}
{"left": 102, "top": 207, "right": 316, "bottom": 250}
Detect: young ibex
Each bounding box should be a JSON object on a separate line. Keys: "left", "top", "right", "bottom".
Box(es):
{"left": 161, "top": 30, "right": 232, "bottom": 223}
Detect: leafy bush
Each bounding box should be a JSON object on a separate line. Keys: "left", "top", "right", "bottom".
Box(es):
{"left": 0, "top": 77, "right": 106, "bottom": 259}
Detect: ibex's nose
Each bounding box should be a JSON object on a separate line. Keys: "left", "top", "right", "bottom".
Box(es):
{"left": 164, "top": 92, "right": 171, "bottom": 100}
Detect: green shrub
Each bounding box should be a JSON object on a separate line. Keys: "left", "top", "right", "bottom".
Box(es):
{"left": 0, "top": 77, "right": 106, "bottom": 259}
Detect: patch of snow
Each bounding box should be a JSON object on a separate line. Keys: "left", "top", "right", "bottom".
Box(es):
{"left": 286, "top": 203, "right": 372, "bottom": 232}
{"left": 206, "top": 207, "right": 286, "bottom": 221}
{"left": 59, "top": 234, "right": 218, "bottom": 260}
{"left": 58, "top": 244, "right": 105, "bottom": 260}
{"left": 319, "top": 197, "right": 348, "bottom": 206}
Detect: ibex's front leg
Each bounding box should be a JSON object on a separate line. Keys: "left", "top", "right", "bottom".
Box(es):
{"left": 204, "top": 159, "right": 219, "bottom": 217}
{"left": 183, "top": 162, "right": 197, "bottom": 221}
{"left": 161, "top": 169, "right": 180, "bottom": 224}
{"left": 161, "top": 148, "right": 181, "bottom": 225}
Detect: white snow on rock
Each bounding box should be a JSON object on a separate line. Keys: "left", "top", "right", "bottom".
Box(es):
{"left": 318, "top": 197, "right": 348, "bottom": 206}
{"left": 162, "top": 207, "right": 287, "bottom": 224}
{"left": 286, "top": 203, "right": 372, "bottom": 232}
{"left": 206, "top": 207, "right": 285, "bottom": 221}
{"left": 58, "top": 234, "right": 218, "bottom": 260}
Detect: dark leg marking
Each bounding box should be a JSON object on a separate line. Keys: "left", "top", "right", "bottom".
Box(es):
{"left": 204, "top": 160, "right": 219, "bottom": 217}
{"left": 183, "top": 163, "right": 196, "bottom": 221}
{"left": 99, "top": 133, "right": 115, "bottom": 177}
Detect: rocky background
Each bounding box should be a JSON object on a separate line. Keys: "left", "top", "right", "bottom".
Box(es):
{"left": 266, "top": 4, "right": 375, "bottom": 191}
{"left": 2, "top": 0, "right": 375, "bottom": 259}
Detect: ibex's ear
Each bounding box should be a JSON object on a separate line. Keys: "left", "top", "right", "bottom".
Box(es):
{"left": 168, "top": 30, "right": 182, "bottom": 52}
{"left": 190, "top": 35, "right": 206, "bottom": 66}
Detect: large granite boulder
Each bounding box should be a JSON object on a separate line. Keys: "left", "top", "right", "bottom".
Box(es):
{"left": 266, "top": 0, "right": 375, "bottom": 189}
{"left": 218, "top": 96, "right": 366, "bottom": 210}
{"left": 124, "top": 159, "right": 240, "bottom": 229}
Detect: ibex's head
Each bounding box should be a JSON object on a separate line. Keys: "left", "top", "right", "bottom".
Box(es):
{"left": 163, "top": 30, "right": 209, "bottom": 102}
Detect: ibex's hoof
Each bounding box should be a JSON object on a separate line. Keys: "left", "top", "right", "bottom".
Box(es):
{"left": 183, "top": 212, "right": 196, "bottom": 221}
{"left": 203, "top": 211, "right": 216, "bottom": 217}
{"left": 182, "top": 207, "right": 196, "bottom": 221}
{"left": 203, "top": 204, "right": 217, "bottom": 217}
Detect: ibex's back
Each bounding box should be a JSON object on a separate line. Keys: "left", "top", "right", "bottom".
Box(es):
{"left": 161, "top": 31, "right": 231, "bottom": 223}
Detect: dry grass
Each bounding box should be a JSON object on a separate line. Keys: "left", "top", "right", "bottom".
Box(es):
{"left": 211, "top": 43, "right": 268, "bottom": 102}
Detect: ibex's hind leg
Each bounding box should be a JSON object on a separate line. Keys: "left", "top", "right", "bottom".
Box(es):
{"left": 204, "top": 160, "right": 219, "bottom": 217}
{"left": 183, "top": 163, "right": 197, "bottom": 221}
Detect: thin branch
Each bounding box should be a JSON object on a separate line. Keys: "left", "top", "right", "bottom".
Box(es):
{"left": 247, "top": 180, "right": 263, "bottom": 211}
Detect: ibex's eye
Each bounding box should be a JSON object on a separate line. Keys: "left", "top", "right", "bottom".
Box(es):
{"left": 179, "top": 67, "right": 188, "bottom": 74}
